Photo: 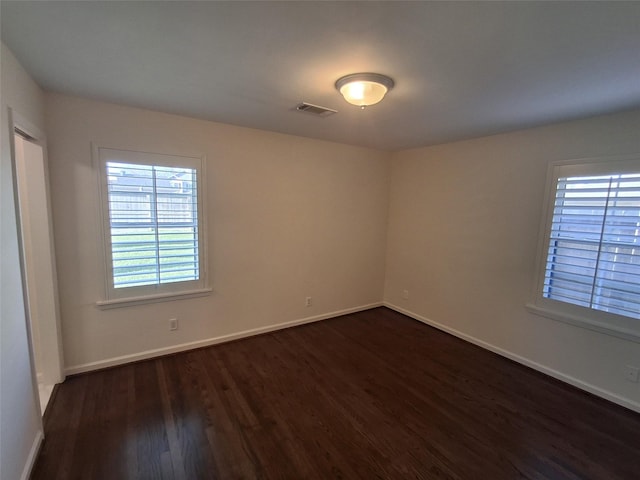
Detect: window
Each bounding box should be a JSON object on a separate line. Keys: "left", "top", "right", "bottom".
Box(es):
{"left": 529, "top": 155, "right": 640, "bottom": 341}
{"left": 96, "top": 147, "right": 209, "bottom": 306}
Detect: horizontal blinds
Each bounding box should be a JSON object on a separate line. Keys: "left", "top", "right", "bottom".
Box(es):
{"left": 544, "top": 173, "right": 640, "bottom": 319}
{"left": 106, "top": 161, "right": 199, "bottom": 288}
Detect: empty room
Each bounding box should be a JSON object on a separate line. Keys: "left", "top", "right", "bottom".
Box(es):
{"left": 2, "top": 2, "right": 640, "bottom": 479}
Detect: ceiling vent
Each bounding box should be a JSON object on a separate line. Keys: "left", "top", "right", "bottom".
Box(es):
{"left": 295, "top": 102, "right": 337, "bottom": 117}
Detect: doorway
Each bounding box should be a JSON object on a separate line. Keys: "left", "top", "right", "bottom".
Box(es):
{"left": 13, "top": 125, "right": 64, "bottom": 415}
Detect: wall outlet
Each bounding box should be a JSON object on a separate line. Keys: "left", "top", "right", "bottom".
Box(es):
{"left": 169, "top": 318, "right": 178, "bottom": 331}
{"left": 305, "top": 296, "right": 312, "bottom": 307}
{"left": 625, "top": 365, "right": 639, "bottom": 383}
{"left": 402, "top": 290, "right": 409, "bottom": 300}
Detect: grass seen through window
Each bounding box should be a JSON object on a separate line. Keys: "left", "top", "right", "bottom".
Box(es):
{"left": 111, "top": 227, "right": 199, "bottom": 287}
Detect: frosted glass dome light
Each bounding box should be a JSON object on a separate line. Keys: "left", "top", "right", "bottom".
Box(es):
{"left": 335, "top": 73, "right": 394, "bottom": 109}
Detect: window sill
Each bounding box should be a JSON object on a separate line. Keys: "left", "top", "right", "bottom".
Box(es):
{"left": 525, "top": 303, "right": 640, "bottom": 343}
{"left": 96, "top": 288, "right": 212, "bottom": 310}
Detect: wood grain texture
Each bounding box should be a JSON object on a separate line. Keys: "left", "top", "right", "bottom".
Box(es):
{"left": 31, "top": 307, "right": 640, "bottom": 479}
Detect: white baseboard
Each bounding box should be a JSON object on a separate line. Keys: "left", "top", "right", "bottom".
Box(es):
{"left": 65, "top": 302, "right": 382, "bottom": 376}
{"left": 384, "top": 302, "right": 640, "bottom": 414}
{"left": 20, "top": 430, "right": 43, "bottom": 480}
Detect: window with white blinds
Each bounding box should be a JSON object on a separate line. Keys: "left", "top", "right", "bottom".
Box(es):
{"left": 544, "top": 173, "right": 640, "bottom": 319}
{"left": 530, "top": 156, "right": 640, "bottom": 341}
{"left": 97, "top": 147, "right": 207, "bottom": 303}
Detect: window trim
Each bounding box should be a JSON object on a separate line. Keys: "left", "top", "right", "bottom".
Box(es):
{"left": 95, "top": 287, "right": 212, "bottom": 310}
{"left": 94, "top": 144, "right": 209, "bottom": 307}
{"left": 528, "top": 153, "right": 640, "bottom": 343}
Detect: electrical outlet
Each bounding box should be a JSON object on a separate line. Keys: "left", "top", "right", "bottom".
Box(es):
{"left": 625, "top": 365, "right": 639, "bottom": 383}
{"left": 402, "top": 290, "right": 409, "bottom": 300}
{"left": 305, "top": 296, "right": 312, "bottom": 307}
{"left": 169, "top": 318, "right": 178, "bottom": 331}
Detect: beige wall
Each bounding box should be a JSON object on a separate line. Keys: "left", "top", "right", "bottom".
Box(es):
{"left": 45, "top": 93, "right": 390, "bottom": 371}
{"left": 0, "top": 43, "right": 46, "bottom": 480}
{"left": 384, "top": 109, "right": 640, "bottom": 411}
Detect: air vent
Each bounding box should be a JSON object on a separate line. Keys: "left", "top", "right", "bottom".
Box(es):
{"left": 295, "top": 102, "right": 338, "bottom": 117}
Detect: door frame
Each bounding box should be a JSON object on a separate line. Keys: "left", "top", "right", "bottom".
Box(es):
{"left": 9, "top": 107, "right": 65, "bottom": 414}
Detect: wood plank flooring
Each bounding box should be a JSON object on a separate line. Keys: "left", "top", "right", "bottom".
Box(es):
{"left": 32, "top": 307, "right": 640, "bottom": 479}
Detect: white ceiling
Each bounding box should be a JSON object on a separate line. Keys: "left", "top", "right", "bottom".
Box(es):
{"left": 2, "top": 1, "right": 640, "bottom": 151}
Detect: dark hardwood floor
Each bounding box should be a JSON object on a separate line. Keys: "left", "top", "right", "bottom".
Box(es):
{"left": 32, "top": 307, "right": 640, "bottom": 479}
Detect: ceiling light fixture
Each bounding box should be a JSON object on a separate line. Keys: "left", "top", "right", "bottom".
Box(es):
{"left": 335, "top": 73, "right": 394, "bottom": 109}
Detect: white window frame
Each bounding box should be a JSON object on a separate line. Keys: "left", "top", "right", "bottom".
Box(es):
{"left": 527, "top": 153, "right": 640, "bottom": 343}
{"left": 94, "top": 145, "right": 210, "bottom": 308}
